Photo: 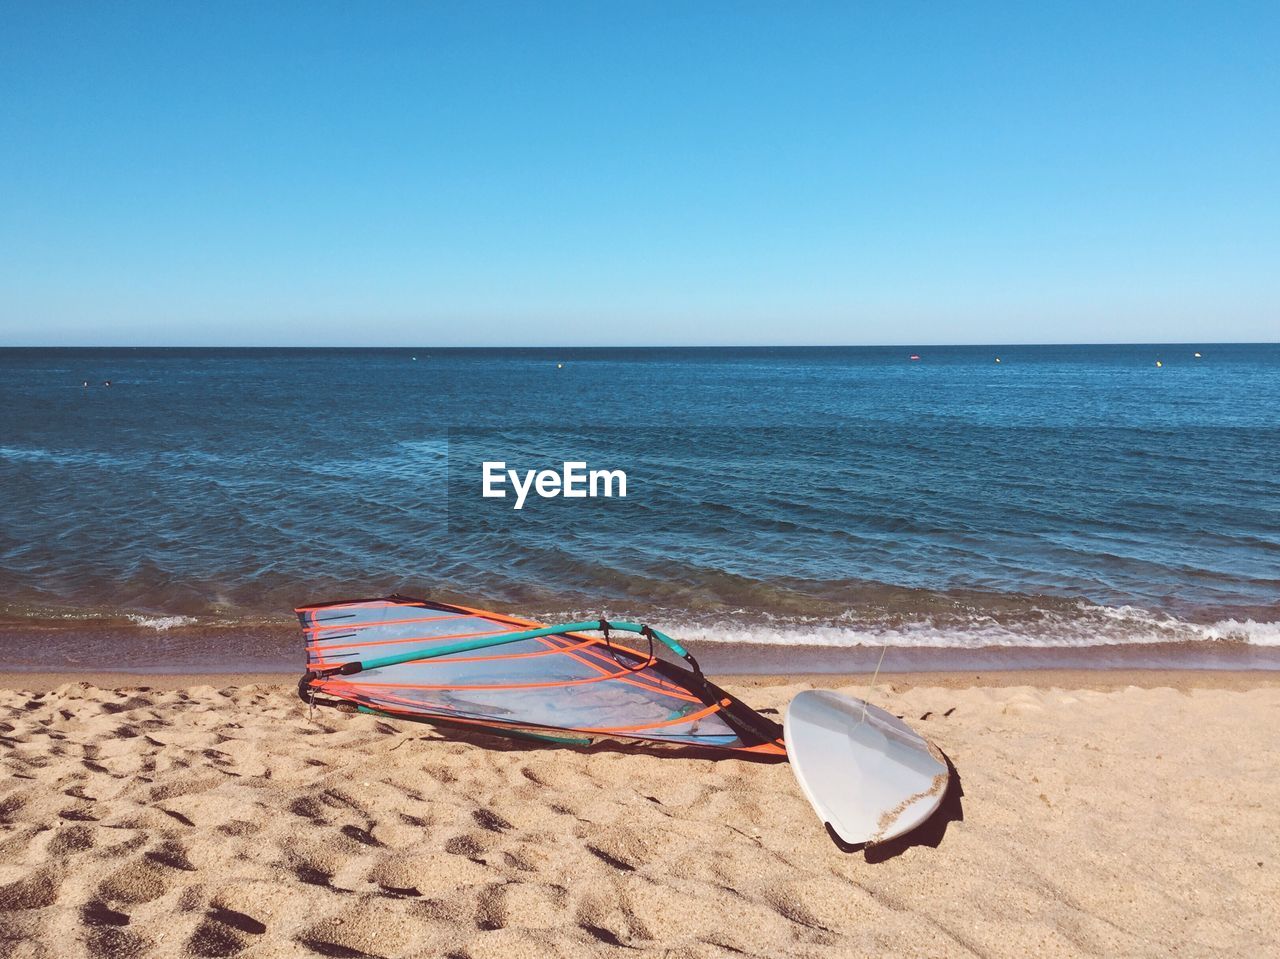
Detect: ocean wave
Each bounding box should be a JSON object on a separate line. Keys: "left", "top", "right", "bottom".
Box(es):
{"left": 125, "top": 614, "right": 200, "bottom": 631}
{"left": 0, "top": 445, "right": 131, "bottom": 467}
{"left": 2, "top": 595, "right": 1276, "bottom": 652}
{"left": 542, "top": 603, "right": 1280, "bottom": 650}
{"left": 0, "top": 602, "right": 285, "bottom": 632}
{"left": 1193, "top": 618, "right": 1280, "bottom": 647}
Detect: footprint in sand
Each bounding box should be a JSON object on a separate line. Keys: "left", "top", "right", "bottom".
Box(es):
{"left": 80, "top": 899, "right": 130, "bottom": 927}
{"left": 186, "top": 907, "right": 267, "bottom": 958}
{"left": 144, "top": 839, "right": 198, "bottom": 871}
{"left": 472, "top": 808, "right": 512, "bottom": 833}
{"left": 0, "top": 865, "right": 61, "bottom": 910}
{"left": 475, "top": 880, "right": 511, "bottom": 931}
{"left": 84, "top": 926, "right": 150, "bottom": 959}
{"left": 339, "top": 824, "right": 383, "bottom": 847}
{"left": 58, "top": 805, "right": 98, "bottom": 822}
{"left": 443, "top": 833, "right": 488, "bottom": 860}
{"left": 99, "top": 695, "right": 155, "bottom": 715}
{"left": 296, "top": 903, "right": 403, "bottom": 959}
{"left": 47, "top": 823, "right": 95, "bottom": 855}
{"left": 289, "top": 795, "right": 328, "bottom": 822}
{"left": 96, "top": 857, "right": 171, "bottom": 905}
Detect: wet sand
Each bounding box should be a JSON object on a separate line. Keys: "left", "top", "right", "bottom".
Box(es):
{"left": 1, "top": 672, "right": 1277, "bottom": 957}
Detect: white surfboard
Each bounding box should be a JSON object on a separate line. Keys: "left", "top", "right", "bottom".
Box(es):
{"left": 784, "top": 690, "right": 950, "bottom": 847}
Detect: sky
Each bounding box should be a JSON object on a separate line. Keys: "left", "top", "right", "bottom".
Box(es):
{"left": 1, "top": 1, "right": 1277, "bottom": 346}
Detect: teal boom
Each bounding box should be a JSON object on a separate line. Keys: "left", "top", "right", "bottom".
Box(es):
{"left": 323, "top": 620, "right": 690, "bottom": 675}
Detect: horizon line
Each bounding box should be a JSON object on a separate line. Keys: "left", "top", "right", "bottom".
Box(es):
{"left": 2, "top": 341, "right": 1277, "bottom": 350}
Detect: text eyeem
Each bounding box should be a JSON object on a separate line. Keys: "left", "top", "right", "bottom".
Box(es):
{"left": 482, "top": 461, "right": 628, "bottom": 510}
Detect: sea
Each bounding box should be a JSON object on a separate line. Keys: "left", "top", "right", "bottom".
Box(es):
{"left": 1, "top": 345, "right": 1277, "bottom": 673}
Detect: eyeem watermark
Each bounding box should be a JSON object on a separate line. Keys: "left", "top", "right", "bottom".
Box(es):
{"left": 482, "top": 461, "right": 627, "bottom": 510}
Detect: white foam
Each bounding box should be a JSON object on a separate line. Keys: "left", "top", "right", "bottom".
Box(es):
{"left": 126, "top": 614, "right": 198, "bottom": 631}
{"left": 609, "top": 606, "right": 1280, "bottom": 650}
{"left": 1195, "top": 619, "right": 1280, "bottom": 647}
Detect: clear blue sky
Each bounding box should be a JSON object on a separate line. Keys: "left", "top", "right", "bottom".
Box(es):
{"left": 2, "top": 1, "right": 1276, "bottom": 346}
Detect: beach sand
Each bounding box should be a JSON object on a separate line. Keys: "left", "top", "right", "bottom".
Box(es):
{"left": 1, "top": 672, "right": 1276, "bottom": 957}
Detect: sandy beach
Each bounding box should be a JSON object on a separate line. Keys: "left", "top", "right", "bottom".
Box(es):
{"left": 1, "top": 671, "right": 1277, "bottom": 958}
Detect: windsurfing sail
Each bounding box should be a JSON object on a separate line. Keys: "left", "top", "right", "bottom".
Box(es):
{"left": 296, "top": 596, "right": 786, "bottom": 756}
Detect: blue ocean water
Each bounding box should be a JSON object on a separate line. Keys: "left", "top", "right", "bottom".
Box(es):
{"left": 1, "top": 345, "right": 1277, "bottom": 671}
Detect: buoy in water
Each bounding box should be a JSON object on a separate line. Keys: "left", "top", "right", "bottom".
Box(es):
{"left": 557, "top": 363, "right": 563, "bottom": 369}
{"left": 1155, "top": 360, "right": 1163, "bottom": 368}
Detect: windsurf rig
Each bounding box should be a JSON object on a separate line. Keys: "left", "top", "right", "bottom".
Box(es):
{"left": 296, "top": 596, "right": 786, "bottom": 756}
{"left": 295, "top": 595, "right": 951, "bottom": 847}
